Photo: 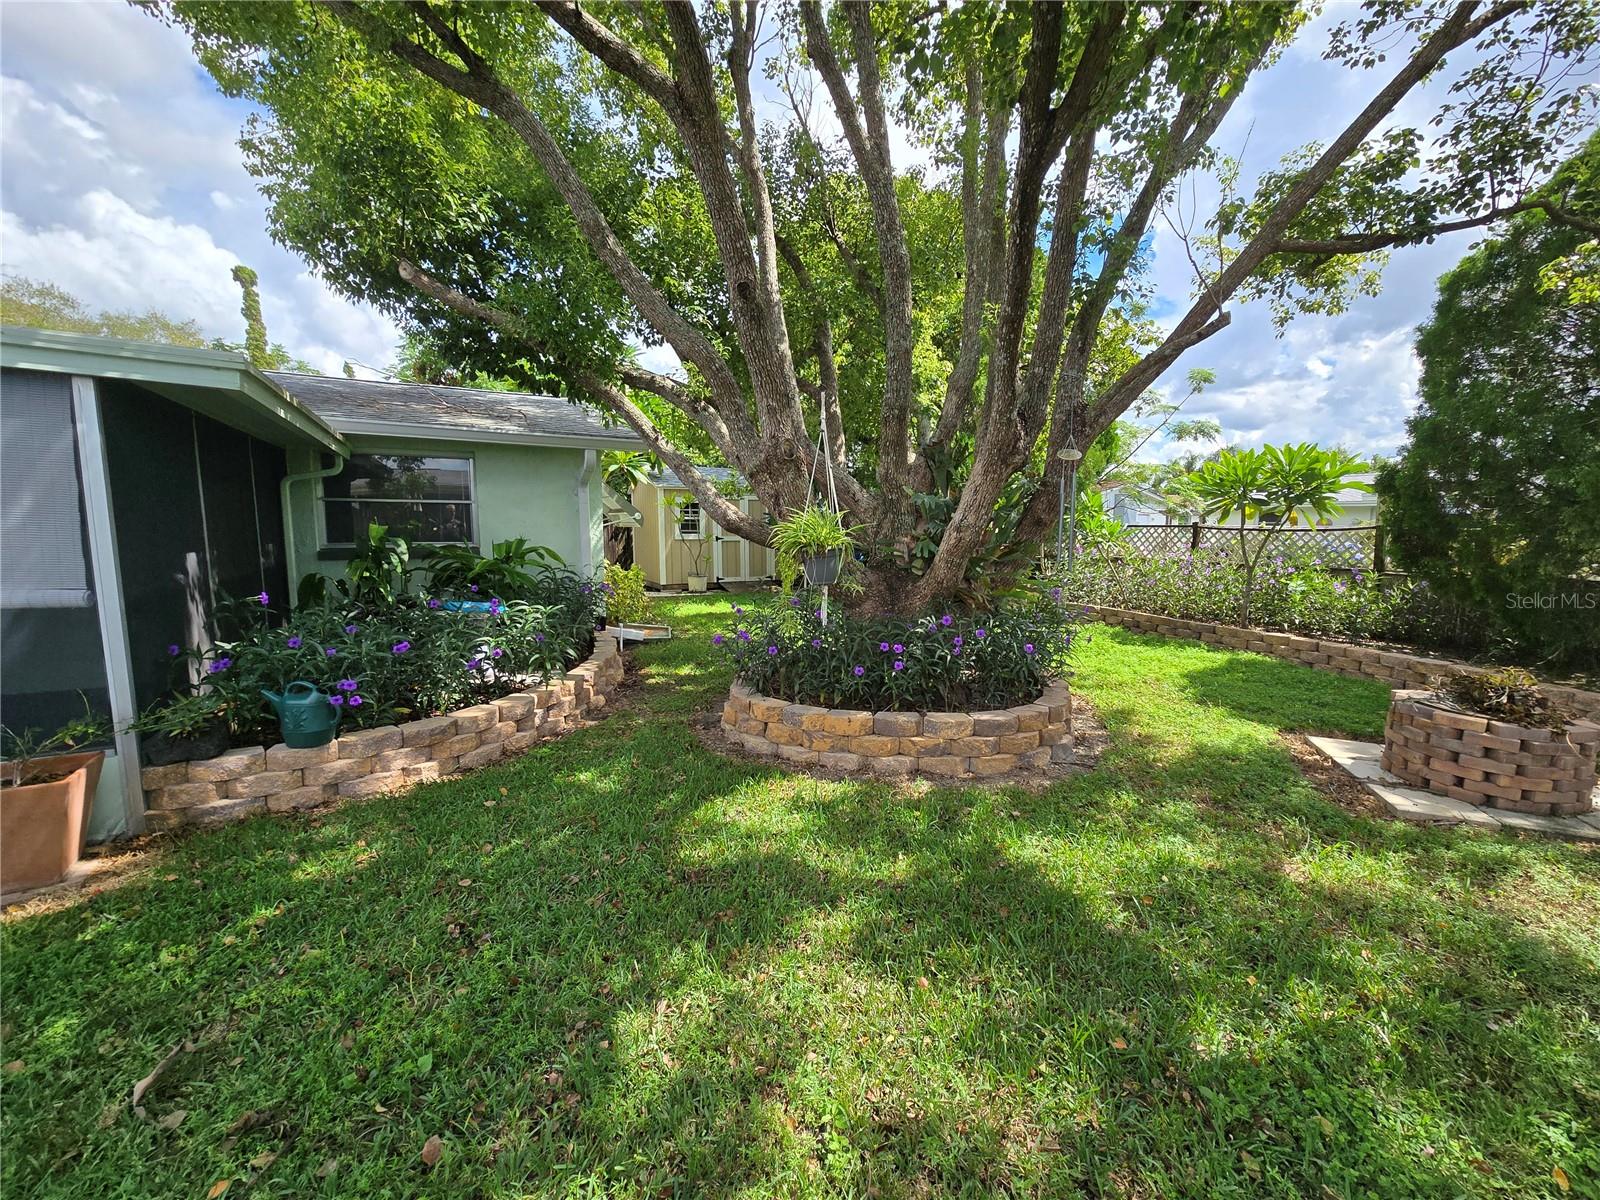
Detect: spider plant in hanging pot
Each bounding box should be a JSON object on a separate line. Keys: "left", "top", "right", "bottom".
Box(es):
{"left": 772, "top": 505, "right": 858, "bottom": 589}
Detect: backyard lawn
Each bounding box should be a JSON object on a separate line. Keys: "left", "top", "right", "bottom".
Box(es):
{"left": 3, "top": 596, "right": 1596, "bottom": 1199}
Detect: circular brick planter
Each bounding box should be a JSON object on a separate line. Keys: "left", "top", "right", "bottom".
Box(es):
{"left": 720, "top": 681, "right": 1073, "bottom": 779}
{"left": 1380, "top": 689, "right": 1599, "bottom": 817}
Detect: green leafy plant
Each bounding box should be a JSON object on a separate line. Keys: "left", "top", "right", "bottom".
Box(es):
{"left": 1188, "top": 444, "right": 1370, "bottom": 626}
{"left": 1, "top": 697, "right": 111, "bottom": 788}
{"left": 770, "top": 505, "right": 859, "bottom": 590}
{"left": 600, "top": 451, "right": 655, "bottom": 497}
{"left": 1432, "top": 668, "right": 1572, "bottom": 734}
{"left": 128, "top": 692, "right": 231, "bottom": 740}
{"left": 603, "top": 562, "right": 651, "bottom": 626}
{"left": 425, "top": 538, "right": 564, "bottom": 600}
{"left": 344, "top": 522, "right": 413, "bottom": 608}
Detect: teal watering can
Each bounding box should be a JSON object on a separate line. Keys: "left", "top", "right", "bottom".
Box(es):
{"left": 261, "top": 681, "right": 340, "bottom": 748}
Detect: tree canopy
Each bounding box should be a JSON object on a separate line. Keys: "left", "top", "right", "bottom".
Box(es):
{"left": 149, "top": 0, "right": 1598, "bottom": 609}
{"left": 1379, "top": 133, "right": 1600, "bottom": 671}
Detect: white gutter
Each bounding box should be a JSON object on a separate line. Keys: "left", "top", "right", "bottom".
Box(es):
{"left": 576, "top": 449, "right": 597, "bottom": 576}
{"left": 322, "top": 416, "right": 642, "bottom": 452}
{"left": 281, "top": 454, "right": 346, "bottom": 604}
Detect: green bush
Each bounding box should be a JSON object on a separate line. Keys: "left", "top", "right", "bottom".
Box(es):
{"left": 603, "top": 562, "right": 651, "bottom": 625}
{"left": 1057, "top": 550, "right": 1470, "bottom": 649}
{"left": 714, "top": 589, "right": 1079, "bottom": 712}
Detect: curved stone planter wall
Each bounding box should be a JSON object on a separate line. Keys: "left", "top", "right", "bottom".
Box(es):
{"left": 1380, "top": 690, "right": 1599, "bottom": 817}
{"left": 1079, "top": 604, "right": 1600, "bottom": 722}
{"left": 721, "top": 681, "right": 1072, "bottom": 779}
{"left": 138, "top": 632, "right": 626, "bottom": 831}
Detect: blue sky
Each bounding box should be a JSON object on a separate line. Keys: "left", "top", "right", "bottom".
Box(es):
{"left": 0, "top": 2, "right": 1527, "bottom": 455}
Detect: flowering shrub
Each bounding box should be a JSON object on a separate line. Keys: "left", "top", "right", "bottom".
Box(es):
{"left": 714, "top": 590, "right": 1078, "bottom": 711}
{"left": 151, "top": 571, "right": 598, "bottom": 750}
{"left": 1056, "top": 549, "right": 1470, "bottom": 648}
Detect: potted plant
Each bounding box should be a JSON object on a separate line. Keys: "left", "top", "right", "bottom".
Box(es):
{"left": 1, "top": 702, "right": 112, "bottom": 892}
{"left": 771, "top": 504, "right": 858, "bottom": 588}
{"left": 130, "top": 692, "right": 232, "bottom": 766}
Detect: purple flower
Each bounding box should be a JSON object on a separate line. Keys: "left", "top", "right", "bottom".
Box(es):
{"left": 325, "top": 647, "right": 338, "bottom": 657}
{"left": 286, "top": 635, "right": 302, "bottom": 649}
{"left": 789, "top": 597, "right": 802, "bottom": 607}
{"left": 167, "top": 644, "right": 181, "bottom": 657}
{"left": 209, "top": 657, "right": 231, "bottom": 673}
{"left": 816, "top": 610, "right": 824, "bottom": 619}
{"left": 1050, "top": 587, "right": 1062, "bottom": 601}
{"left": 468, "top": 584, "right": 479, "bottom": 593}
{"left": 348, "top": 695, "right": 363, "bottom": 708}
{"left": 428, "top": 598, "right": 442, "bottom": 609}
{"left": 344, "top": 624, "right": 359, "bottom": 635}
{"left": 491, "top": 647, "right": 503, "bottom": 658}
{"left": 811, "top": 638, "right": 822, "bottom": 648}
{"left": 712, "top": 634, "right": 725, "bottom": 646}
{"left": 767, "top": 645, "right": 778, "bottom": 656}
{"left": 1024, "top": 643, "right": 1036, "bottom": 655}
{"left": 488, "top": 598, "right": 504, "bottom": 615}
{"left": 879, "top": 641, "right": 890, "bottom": 652}
{"left": 893, "top": 660, "right": 904, "bottom": 671}
{"left": 466, "top": 657, "right": 483, "bottom": 670}
{"left": 534, "top": 633, "right": 545, "bottom": 643}
{"left": 734, "top": 605, "right": 744, "bottom": 615}
{"left": 737, "top": 630, "right": 751, "bottom": 642}
{"left": 853, "top": 665, "right": 865, "bottom": 677}
{"left": 952, "top": 646, "right": 962, "bottom": 656}
{"left": 338, "top": 678, "right": 359, "bottom": 692}
{"left": 952, "top": 636, "right": 963, "bottom": 647}
{"left": 328, "top": 694, "right": 345, "bottom": 707}
{"left": 255, "top": 592, "right": 270, "bottom": 606}
{"left": 940, "top": 614, "right": 953, "bottom": 626}
{"left": 975, "top": 628, "right": 987, "bottom": 639}
{"left": 892, "top": 643, "right": 904, "bottom": 654}
{"left": 391, "top": 641, "right": 411, "bottom": 655}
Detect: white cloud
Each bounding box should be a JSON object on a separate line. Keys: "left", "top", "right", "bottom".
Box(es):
{"left": 1305, "top": 356, "right": 1333, "bottom": 379}
{"left": 209, "top": 190, "right": 237, "bottom": 211}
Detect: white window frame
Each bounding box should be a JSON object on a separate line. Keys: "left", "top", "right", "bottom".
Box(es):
{"left": 319, "top": 452, "right": 478, "bottom": 548}
{"left": 675, "top": 498, "right": 704, "bottom": 541}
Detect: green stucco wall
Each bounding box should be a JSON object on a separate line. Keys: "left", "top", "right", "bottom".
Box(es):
{"left": 285, "top": 437, "right": 604, "bottom": 592}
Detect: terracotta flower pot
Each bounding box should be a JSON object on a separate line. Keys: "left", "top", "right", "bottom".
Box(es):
{"left": 1, "top": 751, "right": 105, "bottom": 893}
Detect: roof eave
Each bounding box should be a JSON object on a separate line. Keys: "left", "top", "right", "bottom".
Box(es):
{"left": 325, "top": 416, "right": 645, "bottom": 451}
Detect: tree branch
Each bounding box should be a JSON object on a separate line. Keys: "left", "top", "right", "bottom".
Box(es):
{"left": 1274, "top": 198, "right": 1600, "bottom": 254}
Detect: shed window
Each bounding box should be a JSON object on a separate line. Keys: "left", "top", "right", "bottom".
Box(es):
{"left": 323, "top": 454, "right": 474, "bottom": 545}
{"left": 676, "top": 501, "right": 703, "bottom": 540}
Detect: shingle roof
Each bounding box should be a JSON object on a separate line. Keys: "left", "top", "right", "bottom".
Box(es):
{"left": 649, "top": 465, "right": 744, "bottom": 489}
{"left": 265, "top": 372, "right": 642, "bottom": 448}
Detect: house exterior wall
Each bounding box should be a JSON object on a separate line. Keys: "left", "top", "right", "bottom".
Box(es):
{"left": 286, "top": 437, "right": 604, "bottom": 591}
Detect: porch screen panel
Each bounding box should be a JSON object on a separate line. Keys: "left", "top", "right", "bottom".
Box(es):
{"left": 0, "top": 369, "right": 92, "bottom": 608}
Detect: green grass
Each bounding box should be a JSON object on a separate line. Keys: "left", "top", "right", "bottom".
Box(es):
{"left": 4, "top": 597, "right": 1597, "bottom": 1199}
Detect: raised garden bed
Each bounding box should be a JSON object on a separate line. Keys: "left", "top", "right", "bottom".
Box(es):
{"left": 1379, "top": 689, "right": 1599, "bottom": 817}
{"left": 721, "top": 680, "right": 1072, "bottom": 779}
{"left": 138, "top": 633, "right": 626, "bottom": 831}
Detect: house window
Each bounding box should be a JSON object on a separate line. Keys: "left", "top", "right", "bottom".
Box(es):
{"left": 676, "top": 501, "right": 703, "bottom": 540}
{"left": 322, "top": 453, "right": 474, "bottom": 546}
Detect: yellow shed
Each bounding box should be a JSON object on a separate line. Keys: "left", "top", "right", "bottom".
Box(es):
{"left": 634, "top": 468, "right": 775, "bottom": 589}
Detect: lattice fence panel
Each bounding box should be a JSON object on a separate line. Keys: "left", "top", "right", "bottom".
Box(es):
{"left": 1112, "top": 524, "right": 1381, "bottom": 570}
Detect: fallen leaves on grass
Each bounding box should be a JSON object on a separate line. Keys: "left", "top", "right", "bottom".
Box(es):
{"left": 420, "top": 1134, "right": 444, "bottom": 1167}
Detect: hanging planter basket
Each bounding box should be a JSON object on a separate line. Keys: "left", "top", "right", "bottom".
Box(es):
{"left": 802, "top": 549, "right": 843, "bottom": 587}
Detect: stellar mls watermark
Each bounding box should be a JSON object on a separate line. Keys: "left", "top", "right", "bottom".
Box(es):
{"left": 1505, "top": 590, "right": 1598, "bottom": 610}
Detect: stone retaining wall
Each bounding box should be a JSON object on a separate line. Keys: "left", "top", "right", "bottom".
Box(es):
{"left": 139, "top": 632, "right": 626, "bottom": 830}
{"left": 1080, "top": 604, "right": 1600, "bottom": 721}
{"left": 720, "top": 681, "right": 1072, "bottom": 779}
{"left": 1380, "top": 690, "right": 1599, "bottom": 817}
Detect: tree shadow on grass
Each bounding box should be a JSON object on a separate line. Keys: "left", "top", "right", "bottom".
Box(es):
{"left": 4, "top": 615, "right": 1598, "bottom": 1198}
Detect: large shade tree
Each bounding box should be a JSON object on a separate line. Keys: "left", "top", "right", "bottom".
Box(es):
{"left": 1379, "top": 133, "right": 1600, "bottom": 669}
{"left": 151, "top": 0, "right": 1598, "bottom": 610}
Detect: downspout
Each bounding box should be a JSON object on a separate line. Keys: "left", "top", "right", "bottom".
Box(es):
{"left": 281, "top": 451, "right": 346, "bottom": 606}
{"left": 576, "top": 449, "right": 597, "bottom": 577}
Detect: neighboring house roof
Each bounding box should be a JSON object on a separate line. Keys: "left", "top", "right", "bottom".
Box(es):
{"left": 648, "top": 466, "right": 744, "bottom": 490}
{"left": 1331, "top": 472, "right": 1378, "bottom": 508}
{"left": 0, "top": 325, "right": 346, "bottom": 455}
{"left": 268, "top": 372, "right": 643, "bottom": 451}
